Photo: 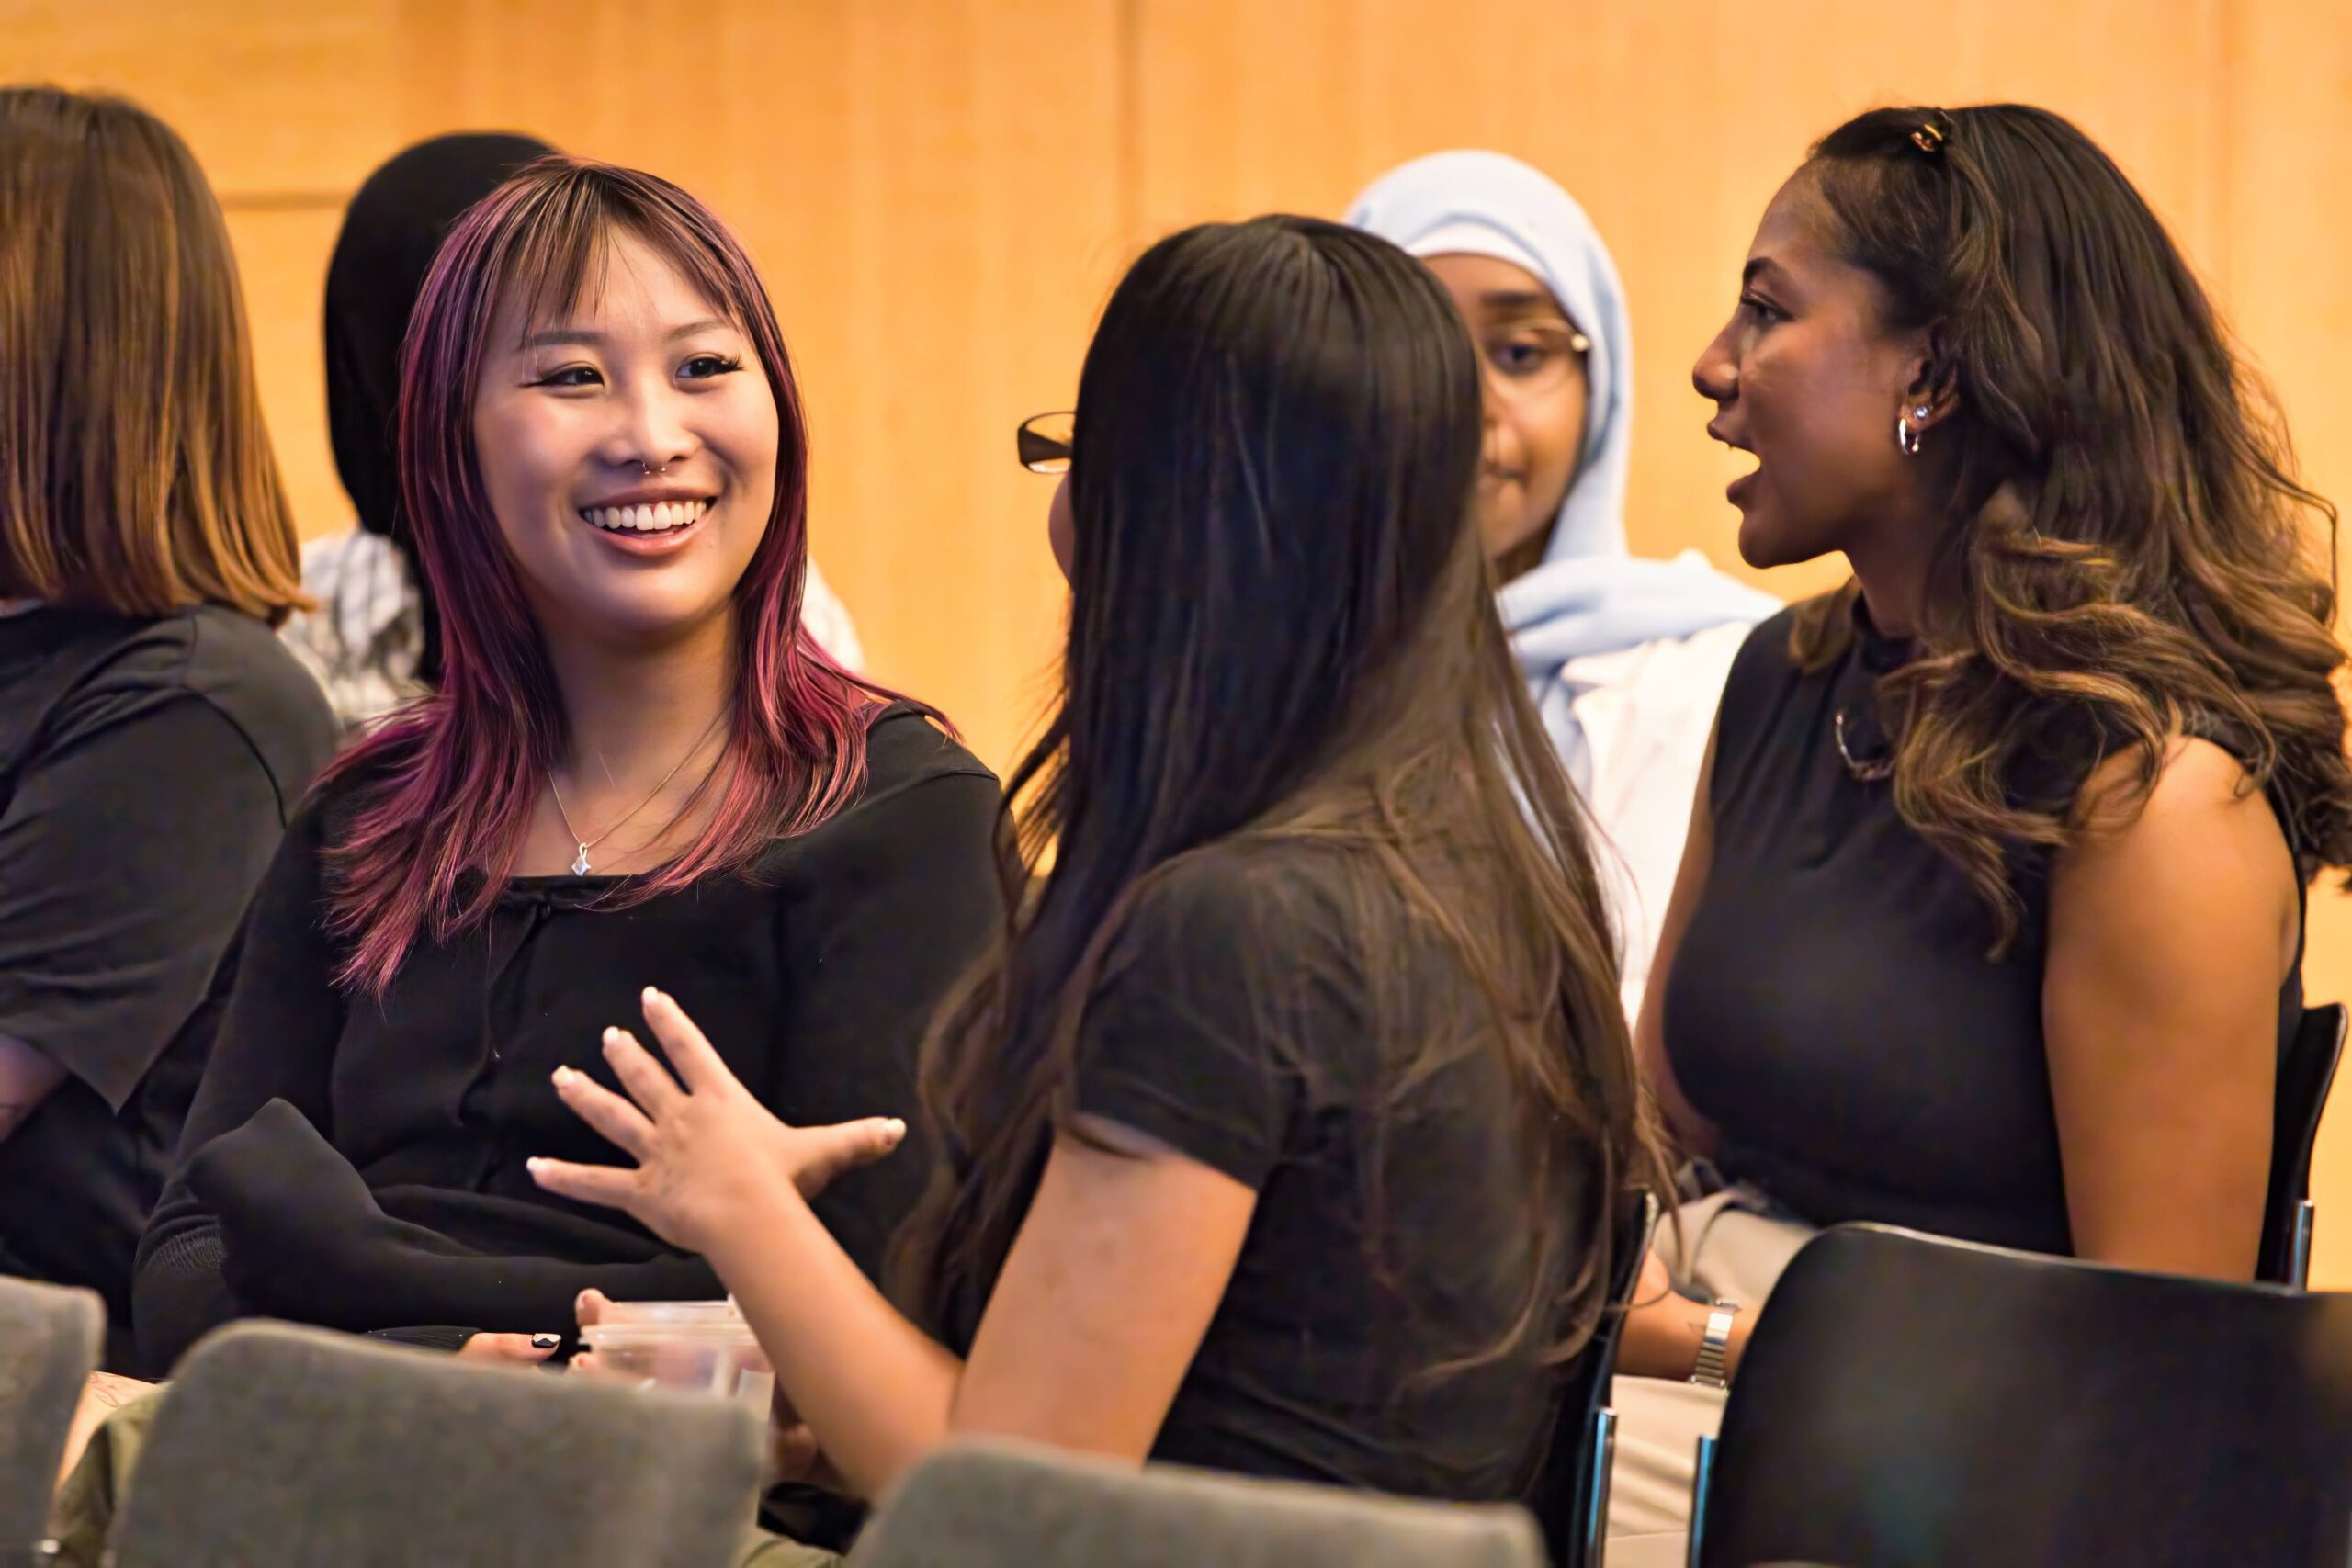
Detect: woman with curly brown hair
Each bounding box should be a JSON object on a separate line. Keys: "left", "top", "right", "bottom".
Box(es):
{"left": 1604, "top": 103, "right": 2352, "bottom": 1560}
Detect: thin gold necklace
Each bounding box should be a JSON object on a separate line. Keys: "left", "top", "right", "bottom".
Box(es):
{"left": 548, "top": 714, "right": 725, "bottom": 876}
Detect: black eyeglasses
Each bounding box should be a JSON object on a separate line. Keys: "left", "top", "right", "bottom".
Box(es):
{"left": 1016, "top": 411, "right": 1073, "bottom": 474}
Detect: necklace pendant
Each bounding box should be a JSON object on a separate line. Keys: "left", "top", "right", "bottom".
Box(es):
{"left": 571, "top": 843, "right": 593, "bottom": 876}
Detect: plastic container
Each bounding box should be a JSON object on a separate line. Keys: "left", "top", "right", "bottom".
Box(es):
{"left": 593, "top": 1300, "right": 754, "bottom": 1330}
{"left": 579, "top": 1301, "right": 773, "bottom": 1412}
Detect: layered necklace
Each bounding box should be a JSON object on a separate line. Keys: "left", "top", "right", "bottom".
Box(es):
{"left": 547, "top": 713, "right": 726, "bottom": 876}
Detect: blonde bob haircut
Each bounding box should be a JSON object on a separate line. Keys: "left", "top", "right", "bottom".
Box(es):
{"left": 0, "top": 85, "right": 304, "bottom": 623}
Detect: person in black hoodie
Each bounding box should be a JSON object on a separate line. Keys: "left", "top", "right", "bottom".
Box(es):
{"left": 280, "top": 131, "right": 553, "bottom": 730}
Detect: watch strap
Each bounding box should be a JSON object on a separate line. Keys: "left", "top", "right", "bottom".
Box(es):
{"left": 1690, "top": 1298, "right": 1738, "bottom": 1389}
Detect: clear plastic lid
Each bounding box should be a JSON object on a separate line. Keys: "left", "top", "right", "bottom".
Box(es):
{"left": 592, "top": 1298, "right": 747, "bottom": 1328}
{"left": 580, "top": 1319, "right": 759, "bottom": 1346}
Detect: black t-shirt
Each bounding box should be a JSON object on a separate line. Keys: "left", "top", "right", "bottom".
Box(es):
{"left": 1665, "top": 605, "right": 2304, "bottom": 1254}
{"left": 0, "top": 604, "right": 335, "bottom": 1357}
{"left": 133, "top": 704, "right": 1002, "bottom": 1375}
{"left": 953, "top": 840, "right": 1595, "bottom": 1504}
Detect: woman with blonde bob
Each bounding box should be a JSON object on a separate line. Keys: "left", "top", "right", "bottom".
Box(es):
{"left": 0, "top": 85, "right": 335, "bottom": 1367}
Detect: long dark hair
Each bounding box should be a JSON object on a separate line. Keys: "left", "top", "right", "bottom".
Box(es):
{"left": 895, "top": 216, "right": 1658, "bottom": 1377}
{"left": 1796, "top": 105, "right": 2352, "bottom": 946}
{"left": 322, "top": 159, "right": 883, "bottom": 992}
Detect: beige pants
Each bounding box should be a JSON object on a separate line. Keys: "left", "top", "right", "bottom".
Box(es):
{"left": 1603, "top": 1190, "right": 1817, "bottom": 1568}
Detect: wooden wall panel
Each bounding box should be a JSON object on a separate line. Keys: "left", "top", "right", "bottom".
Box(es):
{"left": 225, "top": 209, "right": 344, "bottom": 550}
{"left": 1133, "top": 0, "right": 2233, "bottom": 608}
{"left": 382, "top": 0, "right": 1127, "bottom": 770}
{"left": 2221, "top": 0, "right": 2352, "bottom": 1284}
{"left": 1136, "top": 0, "right": 2351, "bottom": 1283}
{"left": 7, "top": 0, "right": 2349, "bottom": 1277}
{"left": 8, "top": 0, "right": 1123, "bottom": 773}
{"left": 0, "top": 0, "right": 400, "bottom": 193}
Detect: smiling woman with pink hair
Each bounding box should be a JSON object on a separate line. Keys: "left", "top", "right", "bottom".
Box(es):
{"left": 132, "top": 157, "right": 1001, "bottom": 1377}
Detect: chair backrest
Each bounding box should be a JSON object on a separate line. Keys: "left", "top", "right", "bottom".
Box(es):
{"left": 1699, "top": 1224, "right": 2352, "bottom": 1568}
{"left": 1528, "top": 1187, "right": 1656, "bottom": 1568}
{"left": 2261, "top": 1000, "right": 2346, "bottom": 1284}
{"left": 850, "top": 1439, "right": 1545, "bottom": 1568}
{"left": 0, "top": 1276, "right": 103, "bottom": 1561}
{"left": 110, "top": 1321, "right": 762, "bottom": 1568}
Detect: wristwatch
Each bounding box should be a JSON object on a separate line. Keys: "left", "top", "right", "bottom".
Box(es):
{"left": 1690, "top": 1298, "right": 1740, "bottom": 1390}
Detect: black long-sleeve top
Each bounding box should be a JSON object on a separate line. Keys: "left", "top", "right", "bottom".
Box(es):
{"left": 133, "top": 704, "right": 1001, "bottom": 1374}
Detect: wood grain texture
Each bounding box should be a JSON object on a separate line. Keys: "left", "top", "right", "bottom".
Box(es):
{"left": 0, "top": 0, "right": 401, "bottom": 192}
{"left": 1131, "top": 0, "right": 2233, "bottom": 608}
{"left": 7, "top": 0, "right": 2349, "bottom": 1276}
{"left": 225, "top": 208, "right": 343, "bottom": 559}
{"left": 2219, "top": 0, "right": 2352, "bottom": 1283}
{"left": 1134, "top": 0, "right": 2349, "bottom": 1281}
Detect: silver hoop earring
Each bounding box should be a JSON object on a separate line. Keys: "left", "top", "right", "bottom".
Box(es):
{"left": 1895, "top": 404, "right": 1930, "bottom": 457}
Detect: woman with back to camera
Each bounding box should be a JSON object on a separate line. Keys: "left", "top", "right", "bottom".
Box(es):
{"left": 131, "top": 156, "right": 1001, "bottom": 1377}
{"left": 0, "top": 86, "right": 335, "bottom": 1369}
{"left": 1350, "top": 152, "right": 1779, "bottom": 1021}
{"left": 283, "top": 131, "right": 869, "bottom": 738}
{"left": 1603, "top": 104, "right": 2352, "bottom": 1560}
{"left": 527, "top": 214, "right": 1664, "bottom": 1539}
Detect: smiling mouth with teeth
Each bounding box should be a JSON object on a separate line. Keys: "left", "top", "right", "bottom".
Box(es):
{"left": 580, "top": 498, "right": 712, "bottom": 534}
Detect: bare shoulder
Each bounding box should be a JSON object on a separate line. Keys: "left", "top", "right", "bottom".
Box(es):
{"left": 2068, "top": 735, "right": 2285, "bottom": 854}
{"left": 2054, "top": 735, "right": 2297, "bottom": 974}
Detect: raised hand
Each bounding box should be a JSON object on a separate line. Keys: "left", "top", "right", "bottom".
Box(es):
{"left": 528, "top": 987, "right": 907, "bottom": 1256}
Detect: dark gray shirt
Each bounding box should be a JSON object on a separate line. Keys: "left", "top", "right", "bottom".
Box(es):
{"left": 0, "top": 604, "right": 334, "bottom": 1361}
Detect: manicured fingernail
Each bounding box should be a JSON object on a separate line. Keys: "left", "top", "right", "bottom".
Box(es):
{"left": 552, "top": 1066, "right": 576, "bottom": 1087}
{"left": 531, "top": 1333, "right": 560, "bottom": 1350}
{"left": 884, "top": 1118, "right": 907, "bottom": 1138}
{"left": 642, "top": 986, "right": 662, "bottom": 1004}
{"left": 603, "top": 1027, "right": 622, "bottom": 1047}
{"left": 526, "top": 1157, "right": 548, "bottom": 1172}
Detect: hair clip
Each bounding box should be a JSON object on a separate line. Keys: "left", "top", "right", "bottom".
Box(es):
{"left": 1910, "top": 120, "right": 1947, "bottom": 155}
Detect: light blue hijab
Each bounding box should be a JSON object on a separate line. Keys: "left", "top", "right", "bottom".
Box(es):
{"left": 1348, "top": 151, "right": 1777, "bottom": 788}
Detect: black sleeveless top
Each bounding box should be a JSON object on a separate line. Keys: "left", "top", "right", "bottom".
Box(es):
{"left": 1663, "top": 603, "right": 2305, "bottom": 1256}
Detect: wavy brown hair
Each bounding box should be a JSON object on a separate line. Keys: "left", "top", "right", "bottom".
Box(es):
{"left": 892, "top": 217, "right": 1667, "bottom": 1389}
{"left": 0, "top": 86, "right": 303, "bottom": 622}
{"left": 1794, "top": 104, "right": 2352, "bottom": 949}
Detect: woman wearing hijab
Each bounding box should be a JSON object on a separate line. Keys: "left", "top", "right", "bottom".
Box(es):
{"left": 283, "top": 133, "right": 867, "bottom": 734}
{"left": 1350, "top": 152, "right": 1776, "bottom": 1020}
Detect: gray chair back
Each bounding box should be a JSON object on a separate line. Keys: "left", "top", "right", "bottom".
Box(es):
{"left": 109, "top": 1320, "right": 761, "bottom": 1568}
{"left": 850, "top": 1439, "right": 1544, "bottom": 1568}
{"left": 0, "top": 1277, "right": 102, "bottom": 1564}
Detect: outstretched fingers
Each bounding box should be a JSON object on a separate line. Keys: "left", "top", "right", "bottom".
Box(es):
{"left": 526, "top": 1154, "right": 641, "bottom": 1213}
{"left": 550, "top": 1065, "right": 656, "bottom": 1160}
{"left": 638, "top": 987, "right": 736, "bottom": 1096}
